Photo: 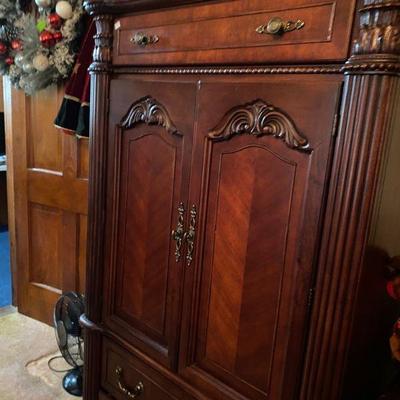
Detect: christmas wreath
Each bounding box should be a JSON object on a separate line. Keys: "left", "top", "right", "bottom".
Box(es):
{"left": 0, "top": 0, "right": 85, "bottom": 95}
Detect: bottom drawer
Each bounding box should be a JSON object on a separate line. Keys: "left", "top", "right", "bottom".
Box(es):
{"left": 101, "top": 339, "right": 177, "bottom": 400}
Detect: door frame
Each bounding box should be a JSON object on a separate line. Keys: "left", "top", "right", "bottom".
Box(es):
{"left": 3, "top": 76, "right": 20, "bottom": 307}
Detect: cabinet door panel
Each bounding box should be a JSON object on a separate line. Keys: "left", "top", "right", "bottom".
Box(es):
{"left": 180, "top": 79, "right": 342, "bottom": 400}
{"left": 117, "top": 132, "right": 177, "bottom": 336}
{"left": 204, "top": 145, "right": 295, "bottom": 391}
{"left": 103, "top": 79, "right": 197, "bottom": 369}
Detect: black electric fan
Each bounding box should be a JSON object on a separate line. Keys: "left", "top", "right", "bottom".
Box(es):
{"left": 53, "top": 292, "right": 85, "bottom": 397}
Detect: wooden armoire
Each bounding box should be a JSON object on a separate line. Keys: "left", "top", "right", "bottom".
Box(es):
{"left": 81, "top": 1, "right": 400, "bottom": 399}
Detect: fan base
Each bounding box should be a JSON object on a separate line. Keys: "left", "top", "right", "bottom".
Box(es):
{"left": 63, "top": 367, "right": 83, "bottom": 397}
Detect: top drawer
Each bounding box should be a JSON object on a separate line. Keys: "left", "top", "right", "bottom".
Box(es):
{"left": 113, "top": 0, "right": 356, "bottom": 65}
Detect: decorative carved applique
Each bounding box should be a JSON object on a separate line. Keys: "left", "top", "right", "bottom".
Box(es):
{"left": 120, "top": 96, "right": 181, "bottom": 135}
{"left": 208, "top": 99, "right": 310, "bottom": 152}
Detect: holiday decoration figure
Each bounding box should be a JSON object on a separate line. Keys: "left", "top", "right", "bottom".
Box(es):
{"left": 54, "top": 19, "right": 94, "bottom": 138}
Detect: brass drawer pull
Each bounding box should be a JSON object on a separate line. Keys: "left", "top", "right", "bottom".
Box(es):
{"left": 115, "top": 367, "right": 144, "bottom": 399}
{"left": 256, "top": 17, "right": 305, "bottom": 36}
{"left": 131, "top": 32, "right": 159, "bottom": 47}
{"left": 171, "top": 202, "right": 185, "bottom": 262}
{"left": 184, "top": 205, "right": 197, "bottom": 267}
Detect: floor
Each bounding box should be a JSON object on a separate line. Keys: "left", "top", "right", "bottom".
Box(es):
{"left": 0, "top": 307, "right": 77, "bottom": 399}
{"left": 0, "top": 226, "right": 11, "bottom": 307}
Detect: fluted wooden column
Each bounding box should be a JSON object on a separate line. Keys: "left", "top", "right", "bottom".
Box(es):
{"left": 81, "top": 5, "right": 113, "bottom": 399}
{"left": 300, "top": 1, "right": 400, "bottom": 399}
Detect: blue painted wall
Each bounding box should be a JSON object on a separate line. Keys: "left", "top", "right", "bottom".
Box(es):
{"left": 0, "top": 226, "right": 11, "bottom": 307}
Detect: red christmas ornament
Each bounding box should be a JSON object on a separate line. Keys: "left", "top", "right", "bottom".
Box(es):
{"left": 39, "top": 30, "right": 55, "bottom": 48}
{"left": 0, "top": 41, "right": 7, "bottom": 55}
{"left": 53, "top": 31, "right": 63, "bottom": 42}
{"left": 11, "top": 39, "right": 22, "bottom": 51}
{"left": 5, "top": 56, "right": 14, "bottom": 65}
{"left": 48, "top": 13, "right": 62, "bottom": 29}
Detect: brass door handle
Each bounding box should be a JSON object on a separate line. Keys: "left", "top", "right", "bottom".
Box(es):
{"left": 115, "top": 367, "right": 144, "bottom": 399}
{"left": 184, "top": 205, "right": 197, "bottom": 267}
{"left": 256, "top": 17, "right": 305, "bottom": 36}
{"left": 131, "top": 32, "right": 159, "bottom": 47}
{"left": 171, "top": 202, "right": 185, "bottom": 262}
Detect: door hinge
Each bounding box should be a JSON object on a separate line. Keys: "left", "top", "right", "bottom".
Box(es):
{"left": 332, "top": 83, "right": 344, "bottom": 138}
{"left": 332, "top": 112, "right": 340, "bottom": 138}
{"left": 307, "top": 287, "right": 315, "bottom": 309}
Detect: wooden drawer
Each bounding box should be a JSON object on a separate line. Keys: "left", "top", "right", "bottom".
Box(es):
{"left": 102, "top": 341, "right": 176, "bottom": 400}
{"left": 113, "top": 0, "right": 356, "bottom": 65}
{"left": 101, "top": 339, "right": 190, "bottom": 400}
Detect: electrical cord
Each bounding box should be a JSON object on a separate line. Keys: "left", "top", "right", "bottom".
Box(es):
{"left": 47, "top": 355, "right": 73, "bottom": 373}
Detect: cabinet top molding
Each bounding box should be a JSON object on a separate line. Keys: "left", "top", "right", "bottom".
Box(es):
{"left": 84, "top": 1, "right": 400, "bottom": 58}
{"left": 85, "top": 0, "right": 400, "bottom": 75}
{"left": 83, "top": 0, "right": 211, "bottom": 15}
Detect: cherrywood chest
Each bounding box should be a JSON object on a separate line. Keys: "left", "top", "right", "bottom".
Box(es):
{"left": 81, "top": 1, "right": 400, "bottom": 399}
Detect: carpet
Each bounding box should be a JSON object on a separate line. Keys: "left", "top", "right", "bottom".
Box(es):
{"left": 0, "top": 309, "right": 78, "bottom": 399}
{"left": 0, "top": 226, "right": 11, "bottom": 307}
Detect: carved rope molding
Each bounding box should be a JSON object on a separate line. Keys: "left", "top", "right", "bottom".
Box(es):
{"left": 208, "top": 99, "right": 311, "bottom": 152}
{"left": 120, "top": 96, "right": 181, "bottom": 135}
{"left": 116, "top": 65, "right": 342, "bottom": 75}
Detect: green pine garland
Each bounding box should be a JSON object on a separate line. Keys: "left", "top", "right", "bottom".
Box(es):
{"left": 0, "top": 0, "right": 84, "bottom": 95}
